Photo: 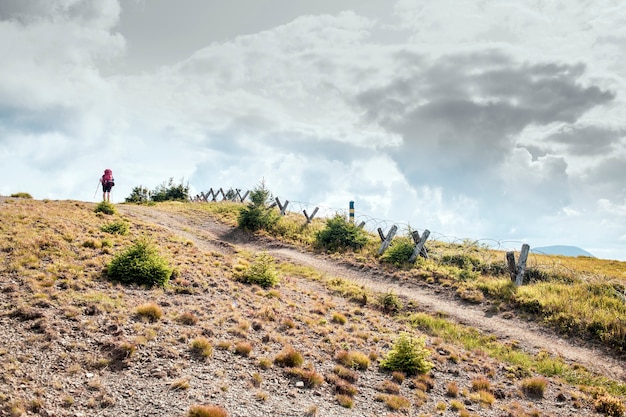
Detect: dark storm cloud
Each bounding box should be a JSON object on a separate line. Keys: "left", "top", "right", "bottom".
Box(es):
{"left": 356, "top": 50, "right": 615, "bottom": 192}
{"left": 545, "top": 125, "right": 624, "bottom": 155}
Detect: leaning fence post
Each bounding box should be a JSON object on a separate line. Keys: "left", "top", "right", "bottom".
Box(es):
{"left": 515, "top": 244, "right": 530, "bottom": 286}
{"left": 239, "top": 190, "right": 249, "bottom": 203}
{"left": 303, "top": 207, "right": 319, "bottom": 224}
{"left": 410, "top": 230, "right": 429, "bottom": 259}
{"left": 377, "top": 225, "right": 398, "bottom": 255}
{"left": 208, "top": 188, "right": 217, "bottom": 202}
{"left": 506, "top": 244, "right": 530, "bottom": 286}
{"left": 275, "top": 197, "right": 289, "bottom": 215}
{"left": 409, "top": 229, "right": 430, "bottom": 263}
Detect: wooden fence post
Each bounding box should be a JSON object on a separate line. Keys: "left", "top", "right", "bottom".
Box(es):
{"left": 506, "top": 251, "right": 516, "bottom": 282}
{"left": 515, "top": 244, "right": 530, "bottom": 286}
{"left": 357, "top": 221, "right": 365, "bottom": 229}
{"left": 239, "top": 190, "right": 249, "bottom": 202}
{"left": 275, "top": 197, "right": 289, "bottom": 215}
{"left": 303, "top": 207, "right": 319, "bottom": 224}
{"left": 410, "top": 230, "right": 429, "bottom": 260}
{"left": 377, "top": 225, "right": 398, "bottom": 255}
{"left": 409, "top": 229, "right": 430, "bottom": 263}
{"left": 506, "top": 244, "right": 530, "bottom": 286}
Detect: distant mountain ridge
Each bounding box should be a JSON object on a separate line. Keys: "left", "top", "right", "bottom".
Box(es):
{"left": 531, "top": 245, "right": 595, "bottom": 258}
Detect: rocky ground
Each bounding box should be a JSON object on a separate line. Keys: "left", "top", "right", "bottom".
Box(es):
{"left": 0, "top": 199, "right": 624, "bottom": 417}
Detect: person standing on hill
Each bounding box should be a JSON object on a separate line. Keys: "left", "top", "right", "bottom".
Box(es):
{"left": 100, "top": 168, "right": 115, "bottom": 202}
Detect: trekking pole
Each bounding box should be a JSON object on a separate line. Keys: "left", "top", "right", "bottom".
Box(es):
{"left": 93, "top": 180, "right": 100, "bottom": 200}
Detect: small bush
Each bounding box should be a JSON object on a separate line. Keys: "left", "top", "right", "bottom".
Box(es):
{"left": 376, "top": 394, "right": 412, "bottom": 411}
{"left": 94, "top": 201, "right": 116, "bottom": 215}
{"left": 446, "top": 381, "right": 459, "bottom": 397}
{"left": 107, "top": 239, "right": 172, "bottom": 287}
{"left": 234, "top": 341, "right": 253, "bottom": 357}
{"left": 190, "top": 337, "right": 213, "bottom": 358}
{"left": 274, "top": 345, "right": 304, "bottom": 368}
{"left": 336, "top": 394, "right": 354, "bottom": 408}
{"left": 238, "top": 205, "right": 280, "bottom": 232}
{"left": 335, "top": 350, "right": 370, "bottom": 370}
{"left": 101, "top": 221, "right": 130, "bottom": 235}
{"left": 135, "top": 302, "right": 163, "bottom": 322}
{"left": 381, "top": 237, "right": 414, "bottom": 266}
{"left": 471, "top": 376, "right": 491, "bottom": 392}
{"left": 520, "top": 376, "right": 548, "bottom": 399}
{"left": 378, "top": 291, "right": 402, "bottom": 315}
{"left": 187, "top": 404, "right": 228, "bottom": 417}
{"left": 378, "top": 379, "right": 401, "bottom": 394}
{"left": 10, "top": 192, "right": 32, "bottom": 199}
{"left": 151, "top": 177, "right": 190, "bottom": 202}
{"left": 332, "top": 365, "right": 359, "bottom": 383}
{"left": 315, "top": 215, "right": 368, "bottom": 252}
{"left": 380, "top": 332, "right": 433, "bottom": 375}
{"left": 233, "top": 253, "right": 279, "bottom": 288}
{"left": 331, "top": 312, "right": 347, "bottom": 325}
{"left": 595, "top": 394, "right": 626, "bottom": 417}
{"left": 287, "top": 368, "right": 324, "bottom": 387}
{"left": 125, "top": 186, "right": 151, "bottom": 204}
{"left": 177, "top": 311, "right": 199, "bottom": 325}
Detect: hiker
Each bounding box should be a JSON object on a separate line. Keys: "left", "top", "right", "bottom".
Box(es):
{"left": 100, "top": 169, "right": 115, "bottom": 202}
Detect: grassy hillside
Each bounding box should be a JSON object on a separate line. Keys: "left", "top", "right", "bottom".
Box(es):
{"left": 169, "top": 200, "right": 626, "bottom": 357}
{"left": 0, "top": 197, "right": 625, "bottom": 417}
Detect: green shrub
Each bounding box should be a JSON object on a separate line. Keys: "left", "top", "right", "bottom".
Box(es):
{"left": 238, "top": 204, "right": 280, "bottom": 232}
{"left": 380, "top": 332, "right": 433, "bottom": 375}
{"left": 237, "top": 181, "right": 280, "bottom": 232}
{"left": 125, "top": 186, "right": 151, "bottom": 204}
{"left": 595, "top": 394, "right": 626, "bottom": 417}
{"left": 315, "top": 215, "right": 368, "bottom": 252}
{"left": 101, "top": 221, "right": 130, "bottom": 235}
{"left": 10, "top": 192, "right": 32, "bottom": 199}
{"left": 94, "top": 201, "right": 116, "bottom": 215}
{"left": 233, "top": 253, "right": 279, "bottom": 288}
{"left": 378, "top": 291, "right": 402, "bottom": 315}
{"left": 441, "top": 253, "right": 481, "bottom": 270}
{"left": 107, "top": 239, "right": 172, "bottom": 287}
{"left": 151, "top": 177, "right": 190, "bottom": 202}
{"left": 381, "top": 237, "right": 414, "bottom": 266}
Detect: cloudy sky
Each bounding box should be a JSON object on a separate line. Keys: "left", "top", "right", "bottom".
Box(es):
{"left": 1, "top": 0, "right": 626, "bottom": 260}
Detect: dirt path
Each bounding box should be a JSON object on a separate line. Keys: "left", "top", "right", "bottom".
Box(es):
{"left": 120, "top": 204, "right": 626, "bottom": 382}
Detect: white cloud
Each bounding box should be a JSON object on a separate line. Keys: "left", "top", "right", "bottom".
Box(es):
{"left": 1, "top": 0, "right": 626, "bottom": 260}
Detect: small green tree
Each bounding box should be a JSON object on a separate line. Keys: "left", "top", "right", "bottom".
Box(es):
{"left": 237, "top": 180, "right": 280, "bottom": 232}
{"left": 125, "top": 186, "right": 151, "bottom": 203}
{"left": 380, "top": 332, "right": 433, "bottom": 375}
{"left": 315, "top": 215, "right": 368, "bottom": 252}
{"left": 150, "top": 178, "right": 190, "bottom": 202}
{"left": 107, "top": 239, "right": 172, "bottom": 287}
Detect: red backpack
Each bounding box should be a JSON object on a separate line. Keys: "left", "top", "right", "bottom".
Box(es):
{"left": 102, "top": 169, "right": 115, "bottom": 187}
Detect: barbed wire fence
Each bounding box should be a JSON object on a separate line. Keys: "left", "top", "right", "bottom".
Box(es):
{"left": 191, "top": 188, "right": 614, "bottom": 286}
